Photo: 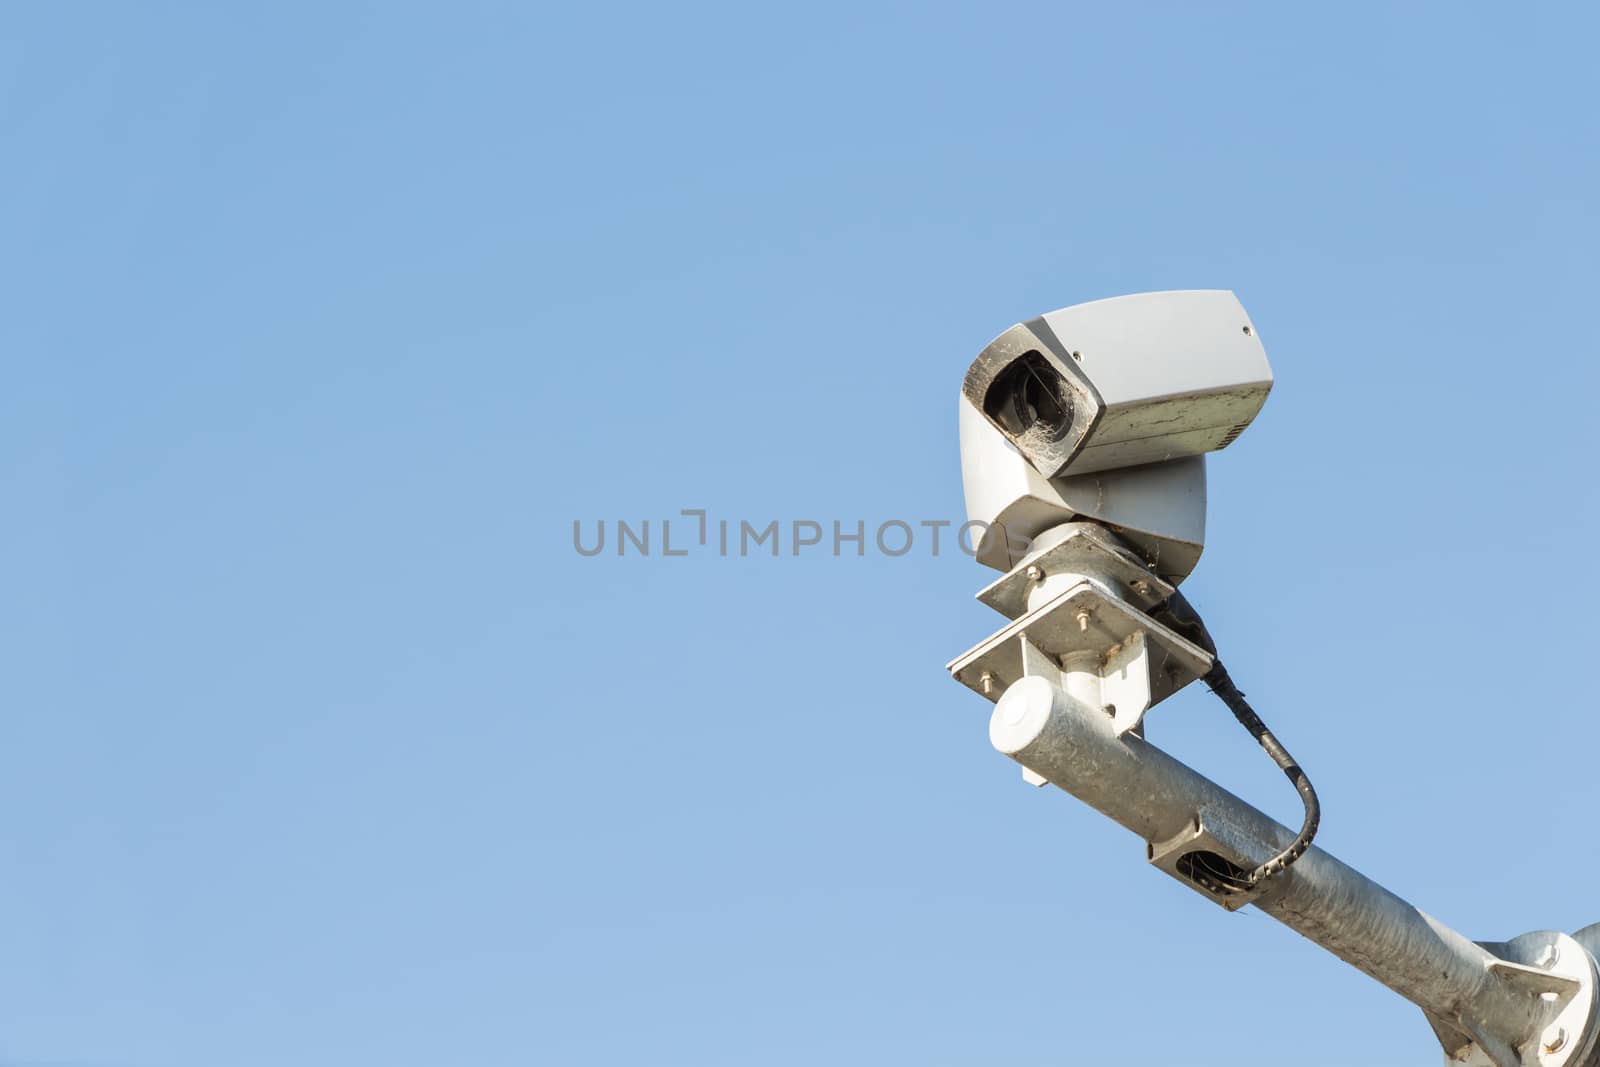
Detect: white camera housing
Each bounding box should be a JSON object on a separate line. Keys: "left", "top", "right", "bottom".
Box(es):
{"left": 963, "top": 289, "right": 1272, "bottom": 479}
{"left": 959, "top": 290, "right": 1272, "bottom": 578}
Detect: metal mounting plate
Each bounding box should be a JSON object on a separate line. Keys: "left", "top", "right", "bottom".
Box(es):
{"left": 947, "top": 581, "right": 1214, "bottom": 705}
{"left": 1446, "top": 931, "right": 1600, "bottom": 1067}
{"left": 976, "top": 523, "right": 1175, "bottom": 620}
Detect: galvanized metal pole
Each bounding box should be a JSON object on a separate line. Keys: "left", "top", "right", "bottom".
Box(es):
{"left": 989, "top": 674, "right": 1599, "bottom": 1067}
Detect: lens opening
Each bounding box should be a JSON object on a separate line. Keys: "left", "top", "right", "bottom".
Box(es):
{"left": 983, "top": 351, "right": 1074, "bottom": 442}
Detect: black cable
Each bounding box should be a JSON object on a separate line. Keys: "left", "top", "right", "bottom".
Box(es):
{"left": 1151, "top": 591, "right": 1321, "bottom": 891}
{"left": 1202, "top": 660, "right": 1321, "bottom": 886}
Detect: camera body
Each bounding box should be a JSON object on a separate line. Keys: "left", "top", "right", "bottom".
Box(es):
{"left": 962, "top": 290, "right": 1272, "bottom": 479}
{"left": 958, "top": 290, "right": 1272, "bottom": 578}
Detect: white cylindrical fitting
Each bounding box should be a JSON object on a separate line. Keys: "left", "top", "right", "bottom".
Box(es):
{"left": 1018, "top": 524, "right": 1128, "bottom": 614}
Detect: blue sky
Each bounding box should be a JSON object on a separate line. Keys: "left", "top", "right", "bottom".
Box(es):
{"left": 4, "top": 4, "right": 1598, "bottom": 1065}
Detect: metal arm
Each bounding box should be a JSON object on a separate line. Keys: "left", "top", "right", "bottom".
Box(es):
{"left": 991, "top": 673, "right": 1599, "bottom": 1067}
{"left": 948, "top": 523, "right": 1600, "bottom": 1067}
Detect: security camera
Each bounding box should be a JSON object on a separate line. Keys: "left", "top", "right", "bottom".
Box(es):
{"left": 959, "top": 290, "right": 1270, "bottom": 579}
{"left": 962, "top": 289, "right": 1272, "bottom": 480}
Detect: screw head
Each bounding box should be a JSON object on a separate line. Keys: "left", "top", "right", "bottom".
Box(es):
{"left": 1026, "top": 565, "right": 1044, "bottom": 581}
{"left": 1538, "top": 944, "right": 1561, "bottom": 968}
{"left": 1543, "top": 1025, "right": 1568, "bottom": 1054}
{"left": 1131, "top": 579, "right": 1151, "bottom": 596}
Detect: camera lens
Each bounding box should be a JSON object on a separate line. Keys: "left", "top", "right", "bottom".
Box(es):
{"left": 984, "top": 352, "right": 1074, "bottom": 441}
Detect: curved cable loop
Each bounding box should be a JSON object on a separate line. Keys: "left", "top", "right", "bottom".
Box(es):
{"left": 1149, "top": 591, "right": 1321, "bottom": 892}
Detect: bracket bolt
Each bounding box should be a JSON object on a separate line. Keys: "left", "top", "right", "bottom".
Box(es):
{"left": 1544, "top": 1026, "right": 1568, "bottom": 1054}
{"left": 1076, "top": 610, "right": 1091, "bottom": 633}
{"left": 1026, "top": 565, "right": 1044, "bottom": 582}
{"left": 1538, "top": 945, "right": 1560, "bottom": 968}
{"left": 979, "top": 671, "right": 994, "bottom": 696}
{"left": 1131, "top": 579, "right": 1151, "bottom": 597}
